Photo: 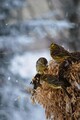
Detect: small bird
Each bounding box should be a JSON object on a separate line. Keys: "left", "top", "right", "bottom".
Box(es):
{"left": 49, "top": 43, "right": 71, "bottom": 63}
{"left": 50, "top": 43, "right": 80, "bottom": 63}
{"left": 36, "top": 57, "right": 48, "bottom": 74}
{"left": 32, "top": 73, "right": 71, "bottom": 98}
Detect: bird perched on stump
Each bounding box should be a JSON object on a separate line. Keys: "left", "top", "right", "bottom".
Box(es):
{"left": 50, "top": 43, "right": 80, "bottom": 63}
{"left": 50, "top": 43, "right": 71, "bottom": 63}
{"left": 31, "top": 73, "right": 71, "bottom": 98}
{"left": 36, "top": 57, "right": 48, "bottom": 74}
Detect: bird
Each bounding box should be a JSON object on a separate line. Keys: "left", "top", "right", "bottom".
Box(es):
{"left": 49, "top": 43, "right": 71, "bottom": 63}
{"left": 50, "top": 43, "right": 80, "bottom": 63}
{"left": 32, "top": 73, "right": 72, "bottom": 98}
{"left": 36, "top": 57, "right": 48, "bottom": 74}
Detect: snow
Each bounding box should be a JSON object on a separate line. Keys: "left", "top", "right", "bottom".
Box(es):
{"left": 10, "top": 50, "right": 50, "bottom": 78}
{"left": 0, "top": 46, "right": 50, "bottom": 120}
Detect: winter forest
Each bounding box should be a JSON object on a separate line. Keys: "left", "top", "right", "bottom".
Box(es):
{"left": 0, "top": 0, "right": 80, "bottom": 120}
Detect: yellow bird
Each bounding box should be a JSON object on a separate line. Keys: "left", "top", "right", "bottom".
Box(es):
{"left": 50, "top": 43, "right": 71, "bottom": 63}
{"left": 36, "top": 57, "right": 48, "bottom": 74}
{"left": 31, "top": 73, "right": 71, "bottom": 98}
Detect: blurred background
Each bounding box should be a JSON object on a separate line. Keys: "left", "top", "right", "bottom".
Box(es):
{"left": 0, "top": 0, "right": 80, "bottom": 120}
